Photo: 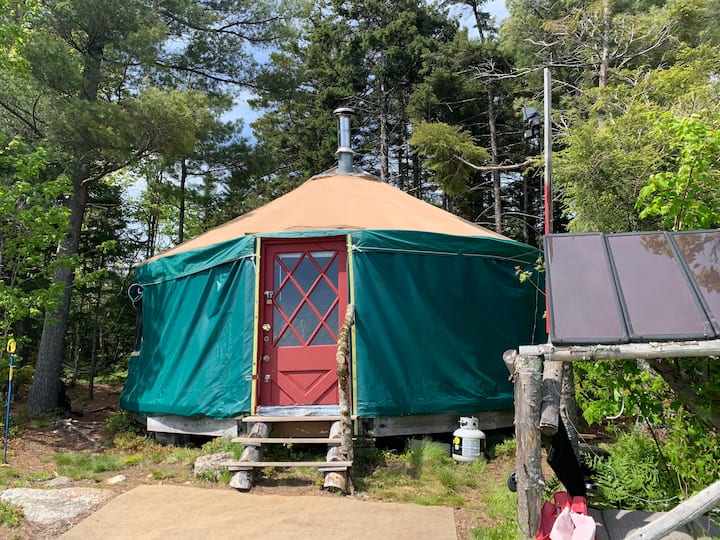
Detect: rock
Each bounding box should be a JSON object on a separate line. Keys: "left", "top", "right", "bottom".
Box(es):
{"left": 39, "top": 476, "right": 73, "bottom": 487}
{"left": 193, "top": 452, "right": 234, "bottom": 479}
{"left": 106, "top": 474, "right": 126, "bottom": 485}
{"left": 0, "top": 487, "right": 113, "bottom": 524}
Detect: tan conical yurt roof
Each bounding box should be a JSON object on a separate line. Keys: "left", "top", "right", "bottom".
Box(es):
{"left": 150, "top": 170, "right": 506, "bottom": 262}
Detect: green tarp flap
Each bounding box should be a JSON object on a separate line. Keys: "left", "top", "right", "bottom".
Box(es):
{"left": 121, "top": 256, "right": 256, "bottom": 417}
{"left": 134, "top": 235, "right": 256, "bottom": 285}
{"left": 350, "top": 230, "right": 543, "bottom": 417}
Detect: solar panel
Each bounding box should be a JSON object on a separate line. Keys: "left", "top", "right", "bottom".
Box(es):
{"left": 545, "top": 234, "right": 627, "bottom": 344}
{"left": 545, "top": 230, "right": 720, "bottom": 345}
{"left": 674, "top": 230, "right": 720, "bottom": 336}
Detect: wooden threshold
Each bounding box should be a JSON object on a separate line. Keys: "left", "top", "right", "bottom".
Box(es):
{"left": 240, "top": 415, "right": 354, "bottom": 423}
{"left": 231, "top": 437, "right": 341, "bottom": 446}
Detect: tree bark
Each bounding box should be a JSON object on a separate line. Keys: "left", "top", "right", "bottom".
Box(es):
{"left": 27, "top": 180, "right": 90, "bottom": 414}
{"left": 487, "top": 86, "right": 503, "bottom": 234}
{"left": 178, "top": 160, "right": 187, "bottom": 243}
{"left": 379, "top": 76, "right": 389, "bottom": 183}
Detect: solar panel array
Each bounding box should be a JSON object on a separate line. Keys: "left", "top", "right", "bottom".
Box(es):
{"left": 544, "top": 230, "right": 720, "bottom": 345}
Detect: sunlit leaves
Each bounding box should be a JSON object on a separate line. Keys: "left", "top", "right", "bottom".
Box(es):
{"left": 409, "top": 121, "right": 490, "bottom": 195}
{"left": 637, "top": 113, "right": 720, "bottom": 230}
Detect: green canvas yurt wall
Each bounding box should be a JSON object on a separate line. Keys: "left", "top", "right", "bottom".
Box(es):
{"left": 120, "top": 226, "right": 544, "bottom": 419}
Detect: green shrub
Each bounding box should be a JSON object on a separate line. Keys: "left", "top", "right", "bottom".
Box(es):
{"left": 663, "top": 407, "right": 720, "bottom": 498}
{"left": 0, "top": 499, "right": 22, "bottom": 527}
{"left": 590, "top": 430, "right": 676, "bottom": 511}
{"left": 105, "top": 410, "right": 141, "bottom": 438}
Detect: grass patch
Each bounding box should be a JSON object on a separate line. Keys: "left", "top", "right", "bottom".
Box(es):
{"left": 471, "top": 476, "right": 519, "bottom": 539}
{"left": 149, "top": 469, "right": 176, "bottom": 480}
{"left": 52, "top": 452, "right": 124, "bottom": 480}
{"left": 359, "top": 439, "right": 481, "bottom": 507}
{"left": 0, "top": 499, "right": 22, "bottom": 527}
{"left": 0, "top": 467, "right": 21, "bottom": 489}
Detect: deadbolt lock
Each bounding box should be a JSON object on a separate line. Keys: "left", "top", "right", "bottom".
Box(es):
{"left": 262, "top": 354, "right": 271, "bottom": 363}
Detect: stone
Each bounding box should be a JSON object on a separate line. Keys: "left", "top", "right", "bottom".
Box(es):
{"left": 193, "top": 452, "right": 234, "bottom": 479}
{"left": 0, "top": 487, "right": 113, "bottom": 524}
{"left": 39, "top": 476, "right": 73, "bottom": 487}
{"left": 106, "top": 474, "right": 126, "bottom": 485}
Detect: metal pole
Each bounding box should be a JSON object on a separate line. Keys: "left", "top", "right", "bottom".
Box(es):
{"left": 543, "top": 67, "right": 553, "bottom": 235}
{"left": 3, "top": 339, "right": 16, "bottom": 465}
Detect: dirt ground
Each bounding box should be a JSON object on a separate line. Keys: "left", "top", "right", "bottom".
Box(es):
{"left": 0, "top": 383, "right": 517, "bottom": 540}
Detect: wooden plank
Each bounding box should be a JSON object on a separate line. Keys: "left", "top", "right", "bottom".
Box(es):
{"left": 240, "top": 415, "right": 349, "bottom": 423}
{"left": 625, "top": 479, "right": 720, "bottom": 540}
{"left": 231, "top": 437, "right": 341, "bottom": 445}
{"left": 220, "top": 460, "right": 353, "bottom": 469}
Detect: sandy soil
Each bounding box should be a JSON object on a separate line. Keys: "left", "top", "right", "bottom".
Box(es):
{"left": 0, "top": 383, "right": 516, "bottom": 539}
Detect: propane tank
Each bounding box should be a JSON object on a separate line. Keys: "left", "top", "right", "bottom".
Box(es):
{"left": 452, "top": 416, "right": 486, "bottom": 463}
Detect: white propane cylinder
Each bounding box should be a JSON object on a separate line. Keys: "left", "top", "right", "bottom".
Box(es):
{"left": 452, "top": 416, "right": 486, "bottom": 463}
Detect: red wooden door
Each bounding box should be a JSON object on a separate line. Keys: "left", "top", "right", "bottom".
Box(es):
{"left": 258, "top": 238, "right": 348, "bottom": 406}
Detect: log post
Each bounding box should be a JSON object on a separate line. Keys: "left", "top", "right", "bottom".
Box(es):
{"left": 560, "top": 361, "right": 580, "bottom": 457}
{"left": 515, "top": 354, "right": 544, "bottom": 540}
{"left": 336, "top": 304, "right": 354, "bottom": 462}
{"left": 229, "top": 421, "right": 269, "bottom": 490}
{"left": 539, "top": 359, "right": 562, "bottom": 436}
{"left": 323, "top": 304, "right": 355, "bottom": 493}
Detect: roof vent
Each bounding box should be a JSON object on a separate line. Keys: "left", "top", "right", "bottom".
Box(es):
{"left": 333, "top": 107, "right": 355, "bottom": 174}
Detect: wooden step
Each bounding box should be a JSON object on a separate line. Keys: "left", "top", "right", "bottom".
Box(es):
{"left": 240, "top": 415, "right": 351, "bottom": 423}
{"left": 220, "top": 460, "right": 353, "bottom": 472}
{"left": 231, "top": 437, "right": 341, "bottom": 446}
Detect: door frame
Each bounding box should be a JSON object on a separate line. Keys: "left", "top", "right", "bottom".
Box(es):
{"left": 251, "top": 235, "right": 350, "bottom": 412}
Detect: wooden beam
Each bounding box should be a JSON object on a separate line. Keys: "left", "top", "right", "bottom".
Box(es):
{"left": 514, "top": 354, "right": 544, "bottom": 540}
{"left": 626, "top": 479, "right": 720, "bottom": 540}
{"left": 520, "top": 340, "right": 720, "bottom": 362}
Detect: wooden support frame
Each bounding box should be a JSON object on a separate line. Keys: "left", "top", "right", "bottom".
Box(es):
{"left": 512, "top": 339, "right": 720, "bottom": 539}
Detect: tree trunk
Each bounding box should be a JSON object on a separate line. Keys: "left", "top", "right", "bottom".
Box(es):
{"left": 599, "top": 0, "right": 611, "bottom": 88}
{"left": 487, "top": 87, "right": 503, "bottom": 234}
{"left": 178, "top": 160, "right": 187, "bottom": 243}
{"left": 379, "top": 77, "right": 389, "bottom": 183}
{"left": 27, "top": 34, "right": 104, "bottom": 415}
{"left": 27, "top": 181, "right": 89, "bottom": 414}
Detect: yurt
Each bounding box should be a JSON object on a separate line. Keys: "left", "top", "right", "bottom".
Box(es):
{"left": 121, "top": 109, "right": 544, "bottom": 438}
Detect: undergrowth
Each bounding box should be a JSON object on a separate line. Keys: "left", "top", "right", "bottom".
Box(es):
{"left": 0, "top": 499, "right": 22, "bottom": 527}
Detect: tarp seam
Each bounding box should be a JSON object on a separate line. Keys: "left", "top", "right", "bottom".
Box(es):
{"left": 351, "top": 244, "right": 538, "bottom": 264}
